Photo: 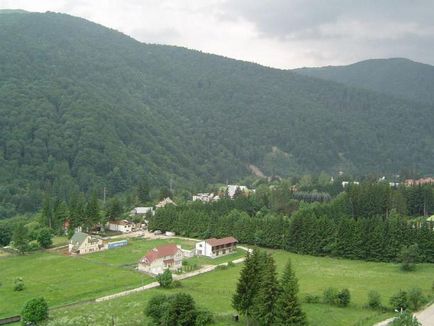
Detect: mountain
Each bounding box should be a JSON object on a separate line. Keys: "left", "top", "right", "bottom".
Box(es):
{"left": 294, "top": 58, "right": 434, "bottom": 105}
{"left": 1, "top": 11, "right": 434, "bottom": 217}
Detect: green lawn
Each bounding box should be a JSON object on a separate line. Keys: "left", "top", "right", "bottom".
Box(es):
{"left": 44, "top": 248, "right": 434, "bottom": 326}
{"left": 80, "top": 237, "right": 197, "bottom": 268}
{"left": 0, "top": 238, "right": 197, "bottom": 318}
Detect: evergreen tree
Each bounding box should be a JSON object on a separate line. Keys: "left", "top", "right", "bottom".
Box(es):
{"left": 275, "top": 259, "right": 307, "bottom": 326}
{"left": 12, "top": 223, "right": 29, "bottom": 254}
{"left": 41, "top": 194, "right": 53, "bottom": 228}
{"left": 232, "top": 249, "right": 264, "bottom": 322}
{"left": 251, "top": 253, "right": 281, "bottom": 325}
{"left": 137, "top": 176, "right": 150, "bottom": 204}
{"left": 85, "top": 192, "right": 100, "bottom": 229}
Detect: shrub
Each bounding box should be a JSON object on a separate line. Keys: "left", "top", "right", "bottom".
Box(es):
{"left": 172, "top": 280, "right": 182, "bottom": 288}
{"left": 227, "top": 261, "right": 235, "bottom": 268}
{"left": 195, "top": 309, "right": 214, "bottom": 326}
{"left": 156, "top": 269, "right": 172, "bottom": 288}
{"left": 399, "top": 244, "right": 419, "bottom": 272}
{"left": 21, "top": 297, "right": 49, "bottom": 325}
{"left": 407, "top": 288, "right": 427, "bottom": 311}
{"left": 390, "top": 310, "right": 421, "bottom": 326}
{"left": 323, "top": 287, "right": 339, "bottom": 305}
{"left": 337, "top": 288, "right": 351, "bottom": 307}
{"left": 367, "top": 290, "right": 382, "bottom": 309}
{"left": 304, "top": 294, "right": 321, "bottom": 304}
{"left": 37, "top": 228, "right": 53, "bottom": 248}
{"left": 14, "top": 277, "right": 24, "bottom": 291}
{"left": 390, "top": 290, "right": 409, "bottom": 311}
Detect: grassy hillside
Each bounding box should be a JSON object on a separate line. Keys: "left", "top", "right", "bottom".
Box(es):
{"left": 294, "top": 58, "right": 434, "bottom": 105}
{"left": 44, "top": 248, "right": 434, "bottom": 326}
{"left": 1, "top": 11, "right": 434, "bottom": 217}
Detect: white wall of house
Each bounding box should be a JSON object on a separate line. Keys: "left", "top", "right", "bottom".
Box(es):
{"left": 138, "top": 249, "right": 183, "bottom": 275}
{"left": 195, "top": 241, "right": 237, "bottom": 258}
{"left": 195, "top": 241, "right": 212, "bottom": 257}
{"left": 107, "top": 222, "right": 133, "bottom": 233}
{"left": 69, "top": 237, "right": 103, "bottom": 255}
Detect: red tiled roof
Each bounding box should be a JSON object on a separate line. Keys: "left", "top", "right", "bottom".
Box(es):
{"left": 206, "top": 236, "right": 238, "bottom": 247}
{"left": 140, "top": 244, "right": 179, "bottom": 264}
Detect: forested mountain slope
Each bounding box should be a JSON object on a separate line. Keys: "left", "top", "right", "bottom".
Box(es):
{"left": 1, "top": 11, "right": 434, "bottom": 217}
{"left": 294, "top": 58, "right": 434, "bottom": 105}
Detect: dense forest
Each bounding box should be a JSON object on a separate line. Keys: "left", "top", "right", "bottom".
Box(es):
{"left": 1, "top": 11, "right": 434, "bottom": 218}
{"left": 294, "top": 58, "right": 434, "bottom": 106}
{"left": 149, "top": 182, "right": 434, "bottom": 263}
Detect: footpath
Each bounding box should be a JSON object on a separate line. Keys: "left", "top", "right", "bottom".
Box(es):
{"left": 374, "top": 303, "right": 434, "bottom": 326}
{"left": 95, "top": 245, "right": 251, "bottom": 303}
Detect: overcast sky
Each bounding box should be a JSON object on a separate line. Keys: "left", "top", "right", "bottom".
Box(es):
{"left": 1, "top": 0, "right": 433, "bottom": 69}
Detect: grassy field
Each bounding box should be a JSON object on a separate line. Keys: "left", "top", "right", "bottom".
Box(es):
{"left": 0, "top": 237, "right": 221, "bottom": 318}
{"left": 44, "top": 248, "right": 434, "bottom": 326}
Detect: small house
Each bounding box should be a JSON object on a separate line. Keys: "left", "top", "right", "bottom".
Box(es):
{"left": 130, "top": 207, "right": 155, "bottom": 216}
{"left": 107, "top": 220, "right": 134, "bottom": 233}
{"left": 138, "top": 243, "right": 183, "bottom": 275}
{"left": 68, "top": 232, "right": 104, "bottom": 255}
{"left": 196, "top": 236, "right": 238, "bottom": 258}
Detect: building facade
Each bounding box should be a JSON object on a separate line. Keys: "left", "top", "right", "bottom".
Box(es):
{"left": 195, "top": 236, "right": 238, "bottom": 258}
{"left": 138, "top": 243, "right": 183, "bottom": 275}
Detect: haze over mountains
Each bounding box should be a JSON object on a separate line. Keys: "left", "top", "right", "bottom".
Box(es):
{"left": 1, "top": 10, "right": 434, "bottom": 216}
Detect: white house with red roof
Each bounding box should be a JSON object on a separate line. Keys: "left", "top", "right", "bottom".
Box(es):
{"left": 195, "top": 236, "right": 238, "bottom": 258}
{"left": 138, "top": 243, "right": 183, "bottom": 275}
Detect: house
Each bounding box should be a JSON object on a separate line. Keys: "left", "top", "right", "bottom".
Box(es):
{"left": 405, "top": 178, "right": 434, "bottom": 186}
{"left": 342, "top": 181, "right": 359, "bottom": 187}
{"left": 195, "top": 236, "right": 238, "bottom": 258}
{"left": 138, "top": 243, "right": 183, "bottom": 275}
{"left": 156, "top": 197, "right": 176, "bottom": 209}
{"left": 107, "top": 220, "right": 135, "bottom": 233}
{"left": 130, "top": 207, "right": 155, "bottom": 216}
{"left": 68, "top": 232, "right": 104, "bottom": 255}
{"left": 192, "top": 193, "right": 220, "bottom": 203}
{"left": 226, "top": 185, "right": 249, "bottom": 199}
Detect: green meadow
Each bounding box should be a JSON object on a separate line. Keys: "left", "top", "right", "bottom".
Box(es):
{"left": 44, "top": 248, "right": 434, "bottom": 326}
{"left": 0, "top": 237, "right": 203, "bottom": 318}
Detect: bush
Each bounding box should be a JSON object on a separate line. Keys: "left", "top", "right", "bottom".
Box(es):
{"left": 14, "top": 277, "right": 24, "bottom": 291}
{"left": 390, "top": 290, "right": 409, "bottom": 311}
{"left": 304, "top": 294, "right": 321, "bottom": 303}
{"left": 172, "top": 280, "right": 182, "bottom": 288}
{"left": 337, "top": 288, "right": 351, "bottom": 307}
{"left": 390, "top": 310, "right": 421, "bottom": 326}
{"left": 323, "top": 287, "right": 339, "bottom": 305}
{"left": 399, "top": 244, "right": 419, "bottom": 272}
{"left": 21, "top": 297, "right": 49, "bottom": 325}
{"left": 367, "top": 290, "right": 382, "bottom": 309}
{"left": 37, "top": 228, "right": 53, "bottom": 248}
{"left": 195, "top": 309, "right": 214, "bottom": 326}
{"left": 156, "top": 269, "right": 172, "bottom": 288}
{"left": 407, "top": 288, "right": 427, "bottom": 311}
{"left": 227, "top": 261, "right": 235, "bottom": 268}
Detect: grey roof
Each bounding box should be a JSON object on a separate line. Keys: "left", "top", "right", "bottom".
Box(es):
{"left": 70, "top": 232, "right": 88, "bottom": 247}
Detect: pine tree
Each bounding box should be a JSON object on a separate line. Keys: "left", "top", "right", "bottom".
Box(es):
{"left": 85, "top": 192, "right": 100, "bottom": 229}
{"left": 41, "top": 195, "right": 53, "bottom": 228}
{"left": 275, "top": 259, "right": 307, "bottom": 326}
{"left": 251, "top": 253, "right": 281, "bottom": 325}
{"left": 137, "top": 176, "right": 150, "bottom": 204}
{"left": 232, "top": 249, "right": 263, "bottom": 322}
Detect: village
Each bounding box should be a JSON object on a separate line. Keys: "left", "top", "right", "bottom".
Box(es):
{"left": 65, "top": 184, "right": 251, "bottom": 280}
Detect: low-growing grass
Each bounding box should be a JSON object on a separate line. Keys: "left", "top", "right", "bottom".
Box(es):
{"left": 45, "top": 248, "right": 434, "bottom": 325}
{"left": 0, "top": 238, "right": 198, "bottom": 318}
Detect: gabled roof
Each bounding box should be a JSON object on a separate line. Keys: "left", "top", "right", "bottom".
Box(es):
{"left": 140, "top": 243, "right": 180, "bottom": 264}
{"left": 205, "top": 236, "right": 238, "bottom": 247}
{"left": 70, "top": 232, "right": 89, "bottom": 246}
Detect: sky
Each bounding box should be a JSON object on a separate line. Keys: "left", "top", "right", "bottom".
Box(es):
{"left": 1, "top": 0, "right": 433, "bottom": 69}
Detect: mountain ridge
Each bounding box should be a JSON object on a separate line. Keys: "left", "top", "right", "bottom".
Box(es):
{"left": 1, "top": 11, "right": 433, "bottom": 217}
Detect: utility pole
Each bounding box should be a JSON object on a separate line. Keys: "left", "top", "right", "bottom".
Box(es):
{"left": 169, "top": 178, "right": 174, "bottom": 195}
{"left": 103, "top": 187, "right": 106, "bottom": 205}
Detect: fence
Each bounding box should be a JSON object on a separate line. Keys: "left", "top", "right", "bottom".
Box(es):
{"left": 0, "top": 316, "right": 20, "bottom": 325}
